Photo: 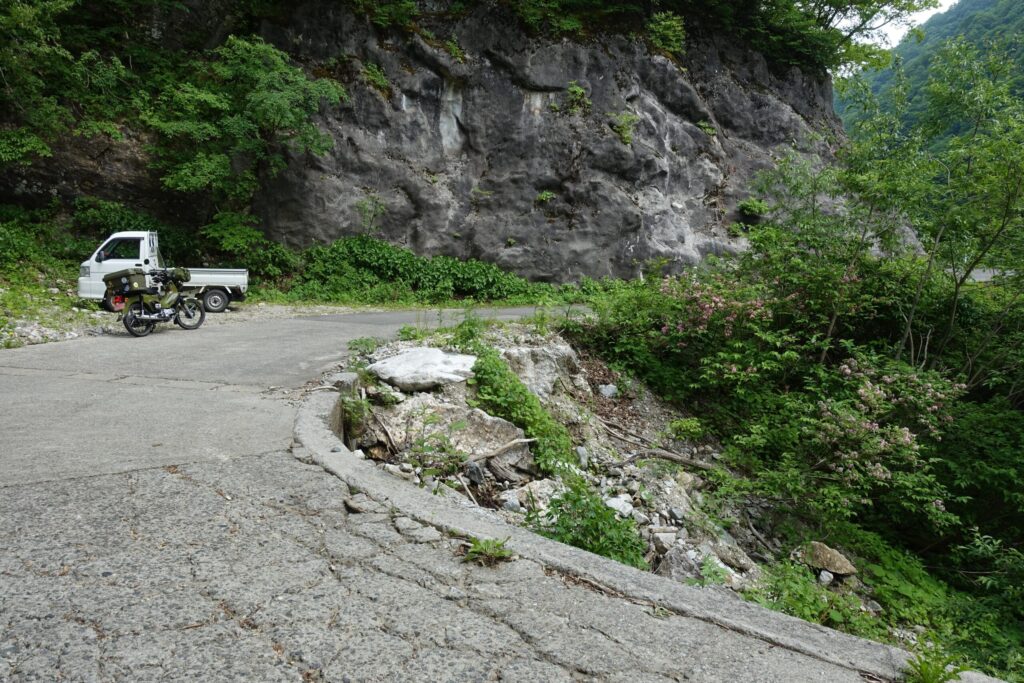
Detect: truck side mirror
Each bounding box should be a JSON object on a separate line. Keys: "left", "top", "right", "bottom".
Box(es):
{"left": 96, "top": 252, "right": 105, "bottom": 263}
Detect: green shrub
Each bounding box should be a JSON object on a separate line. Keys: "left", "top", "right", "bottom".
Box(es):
{"left": 737, "top": 198, "right": 770, "bottom": 221}
{"left": 445, "top": 38, "right": 466, "bottom": 63}
{"left": 200, "top": 211, "right": 298, "bottom": 280}
{"left": 535, "top": 190, "right": 557, "bottom": 203}
{"left": 697, "top": 120, "right": 717, "bottom": 136}
{"left": 647, "top": 12, "right": 686, "bottom": 54}
{"left": 362, "top": 63, "right": 390, "bottom": 94}
{"left": 464, "top": 342, "right": 574, "bottom": 474}
{"left": 347, "top": 337, "right": 382, "bottom": 354}
{"left": 744, "top": 560, "right": 885, "bottom": 638}
{"left": 610, "top": 111, "right": 640, "bottom": 144}
{"left": 667, "top": 417, "right": 703, "bottom": 441}
{"left": 528, "top": 480, "right": 648, "bottom": 569}
{"left": 291, "top": 235, "right": 557, "bottom": 305}
{"left": 565, "top": 81, "right": 591, "bottom": 115}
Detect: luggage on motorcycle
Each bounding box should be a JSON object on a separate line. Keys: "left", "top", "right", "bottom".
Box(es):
{"left": 169, "top": 267, "right": 191, "bottom": 283}
{"left": 102, "top": 268, "right": 148, "bottom": 296}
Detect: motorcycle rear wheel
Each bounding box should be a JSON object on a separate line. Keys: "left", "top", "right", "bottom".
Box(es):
{"left": 123, "top": 302, "right": 155, "bottom": 337}
{"left": 174, "top": 298, "right": 205, "bottom": 330}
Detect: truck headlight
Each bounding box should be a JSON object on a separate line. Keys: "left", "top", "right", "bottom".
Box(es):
{"left": 80, "top": 265, "right": 90, "bottom": 277}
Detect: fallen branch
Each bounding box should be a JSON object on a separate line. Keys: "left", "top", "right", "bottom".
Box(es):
{"left": 624, "top": 448, "right": 715, "bottom": 472}
{"left": 370, "top": 411, "right": 399, "bottom": 454}
{"left": 456, "top": 474, "right": 479, "bottom": 506}
{"left": 467, "top": 438, "right": 537, "bottom": 463}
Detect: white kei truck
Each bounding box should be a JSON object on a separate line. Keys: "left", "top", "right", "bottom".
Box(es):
{"left": 77, "top": 231, "right": 248, "bottom": 313}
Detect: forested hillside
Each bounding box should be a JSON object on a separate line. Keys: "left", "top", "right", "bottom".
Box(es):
{"left": 839, "top": 0, "right": 1024, "bottom": 127}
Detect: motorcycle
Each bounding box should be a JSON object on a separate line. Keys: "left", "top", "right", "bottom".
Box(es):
{"left": 109, "top": 267, "right": 206, "bottom": 337}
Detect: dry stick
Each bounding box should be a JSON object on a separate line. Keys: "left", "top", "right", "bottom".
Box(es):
{"left": 371, "top": 411, "right": 398, "bottom": 454}
{"left": 745, "top": 517, "right": 775, "bottom": 552}
{"left": 456, "top": 474, "right": 479, "bottom": 506}
{"left": 467, "top": 438, "right": 537, "bottom": 463}
{"left": 597, "top": 418, "right": 715, "bottom": 472}
{"left": 625, "top": 449, "right": 716, "bottom": 472}
{"left": 599, "top": 417, "right": 651, "bottom": 443}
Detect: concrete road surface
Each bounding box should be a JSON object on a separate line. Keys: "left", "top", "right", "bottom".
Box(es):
{"left": 0, "top": 309, "right": 914, "bottom": 682}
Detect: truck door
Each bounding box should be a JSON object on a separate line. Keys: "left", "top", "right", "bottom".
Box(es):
{"left": 92, "top": 236, "right": 145, "bottom": 292}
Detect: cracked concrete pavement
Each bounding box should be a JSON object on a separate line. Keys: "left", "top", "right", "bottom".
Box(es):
{"left": 0, "top": 308, "right": 977, "bottom": 681}
{"left": 1, "top": 452, "right": 867, "bottom": 682}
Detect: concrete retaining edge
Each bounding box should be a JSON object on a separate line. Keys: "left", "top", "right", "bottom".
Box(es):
{"left": 295, "top": 390, "right": 1000, "bottom": 683}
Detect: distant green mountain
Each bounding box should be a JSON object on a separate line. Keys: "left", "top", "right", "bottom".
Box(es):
{"left": 839, "top": 0, "right": 1024, "bottom": 128}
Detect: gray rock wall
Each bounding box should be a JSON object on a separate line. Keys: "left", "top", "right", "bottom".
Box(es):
{"left": 255, "top": 5, "right": 841, "bottom": 281}
{"left": 0, "top": 3, "right": 840, "bottom": 282}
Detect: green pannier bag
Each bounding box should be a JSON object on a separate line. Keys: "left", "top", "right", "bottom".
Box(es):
{"left": 102, "top": 268, "right": 148, "bottom": 296}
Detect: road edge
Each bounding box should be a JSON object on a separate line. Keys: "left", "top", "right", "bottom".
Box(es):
{"left": 295, "top": 390, "right": 1001, "bottom": 683}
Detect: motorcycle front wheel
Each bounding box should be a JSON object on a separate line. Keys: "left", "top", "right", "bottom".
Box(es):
{"left": 123, "top": 302, "right": 156, "bottom": 337}
{"left": 174, "top": 298, "right": 206, "bottom": 330}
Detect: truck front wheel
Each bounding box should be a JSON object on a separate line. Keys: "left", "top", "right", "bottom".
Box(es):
{"left": 202, "top": 289, "right": 229, "bottom": 313}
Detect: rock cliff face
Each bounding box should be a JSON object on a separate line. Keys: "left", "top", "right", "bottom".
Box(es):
{"left": 256, "top": 5, "right": 840, "bottom": 281}
{"left": 3, "top": 4, "right": 841, "bottom": 281}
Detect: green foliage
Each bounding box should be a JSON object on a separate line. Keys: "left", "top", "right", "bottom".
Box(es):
{"left": 199, "top": 211, "right": 297, "bottom": 280}
{"left": 355, "top": 193, "right": 387, "bottom": 234}
{"left": 696, "top": 120, "right": 716, "bottom": 136}
{"left": 350, "top": 0, "right": 419, "bottom": 28}
{"left": 407, "top": 419, "right": 468, "bottom": 480}
{"left": 528, "top": 480, "right": 648, "bottom": 569}
{"left": 444, "top": 38, "right": 466, "bottom": 63}
{"left": 347, "top": 337, "right": 382, "bottom": 354}
{"left": 736, "top": 198, "right": 770, "bottom": 220}
{"left": 293, "top": 235, "right": 560, "bottom": 305}
{"left": 565, "top": 81, "right": 591, "bottom": 115}
{"left": 463, "top": 342, "right": 574, "bottom": 475}
{"left": 142, "top": 36, "right": 344, "bottom": 203}
{"left": 647, "top": 12, "right": 685, "bottom": 54}
{"left": 462, "top": 536, "right": 514, "bottom": 566}
{"left": 745, "top": 560, "right": 885, "bottom": 637}
{"left": 903, "top": 646, "right": 967, "bottom": 683}
{"left": 610, "top": 111, "right": 640, "bottom": 145}
{"left": 361, "top": 62, "right": 390, "bottom": 95}
{"left": 666, "top": 417, "right": 703, "bottom": 441}
{"left": 535, "top": 190, "right": 557, "bottom": 204}
{"left": 397, "top": 324, "right": 427, "bottom": 341}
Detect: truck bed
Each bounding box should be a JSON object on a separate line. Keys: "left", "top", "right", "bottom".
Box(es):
{"left": 185, "top": 268, "right": 248, "bottom": 290}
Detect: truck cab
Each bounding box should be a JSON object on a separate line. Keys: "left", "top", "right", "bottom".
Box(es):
{"left": 78, "top": 231, "right": 160, "bottom": 300}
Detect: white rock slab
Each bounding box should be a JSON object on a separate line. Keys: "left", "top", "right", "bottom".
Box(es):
{"left": 367, "top": 347, "right": 476, "bottom": 391}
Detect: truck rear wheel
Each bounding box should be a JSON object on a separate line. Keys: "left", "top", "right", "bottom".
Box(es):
{"left": 202, "top": 289, "right": 229, "bottom": 313}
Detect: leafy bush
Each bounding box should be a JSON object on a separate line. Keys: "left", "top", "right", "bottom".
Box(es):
{"left": 362, "top": 62, "right": 390, "bottom": 94}
{"left": 565, "top": 81, "right": 591, "bottom": 115}
{"left": 667, "top": 417, "right": 703, "bottom": 441}
{"left": 535, "top": 190, "right": 557, "bottom": 204}
{"left": 737, "top": 197, "right": 770, "bottom": 220}
{"left": 610, "top": 111, "right": 640, "bottom": 144}
{"left": 444, "top": 38, "right": 466, "bottom": 63}
{"left": 647, "top": 12, "right": 685, "bottom": 54}
{"left": 463, "top": 342, "right": 574, "bottom": 475}
{"left": 200, "top": 211, "right": 298, "bottom": 280}
{"left": 292, "top": 235, "right": 557, "bottom": 304}
{"left": 528, "top": 480, "right": 648, "bottom": 569}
